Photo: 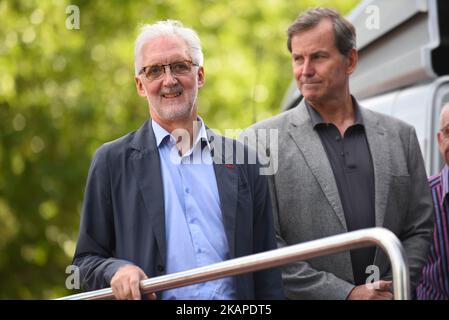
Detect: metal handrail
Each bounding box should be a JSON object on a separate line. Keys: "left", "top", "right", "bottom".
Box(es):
{"left": 57, "top": 227, "right": 410, "bottom": 300}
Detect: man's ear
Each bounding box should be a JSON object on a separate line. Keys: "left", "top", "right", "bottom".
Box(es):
{"left": 346, "top": 48, "right": 358, "bottom": 75}
{"left": 134, "top": 76, "right": 147, "bottom": 97}
{"left": 197, "top": 66, "right": 205, "bottom": 88}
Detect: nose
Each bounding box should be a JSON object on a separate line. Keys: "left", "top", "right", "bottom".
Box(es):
{"left": 303, "top": 59, "right": 315, "bottom": 77}
{"left": 162, "top": 65, "right": 178, "bottom": 86}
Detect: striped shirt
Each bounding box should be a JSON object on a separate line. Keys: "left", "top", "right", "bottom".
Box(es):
{"left": 416, "top": 165, "right": 449, "bottom": 300}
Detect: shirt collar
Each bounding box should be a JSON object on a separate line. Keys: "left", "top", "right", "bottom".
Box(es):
{"left": 194, "top": 116, "right": 211, "bottom": 152}
{"left": 305, "top": 96, "right": 364, "bottom": 128}
{"left": 151, "top": 116, "right": 211, "bottom": 152}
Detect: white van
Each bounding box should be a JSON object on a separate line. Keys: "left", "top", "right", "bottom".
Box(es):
{"left": 280, "top": 0, "right": 449, "bottom": 176}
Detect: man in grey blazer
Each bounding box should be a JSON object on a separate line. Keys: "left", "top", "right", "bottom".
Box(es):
{"left": 243, "top": 8, "right": 433, "bottom": 299}
{"left": 73, "top": 20, "right": 283, "bottom": 300}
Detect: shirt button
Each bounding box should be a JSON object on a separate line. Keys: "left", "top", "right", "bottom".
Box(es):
{"left": 157, "top": 264, "right": 165, "bottom": 272}
{"left": 185, "top": 187, "right": 190, "bottom": 193}
{"left": 336, "top": 136, "right": 341, "bottom": 141}
{"left": 340, "top": 152, "right": 345, "bottom": 157}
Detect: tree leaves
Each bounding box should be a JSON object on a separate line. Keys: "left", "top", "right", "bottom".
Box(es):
{"left": 0, "top": 0, "right": 359, "bottom": 299}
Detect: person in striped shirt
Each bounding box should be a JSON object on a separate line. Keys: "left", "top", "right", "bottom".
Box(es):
{"left": 416, "top": 102, "right": 449, "bottom": 300}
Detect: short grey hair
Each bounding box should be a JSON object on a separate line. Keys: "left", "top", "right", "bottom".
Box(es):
{"left": 134, "top": 20, "right": 204, "bottom": 75}
{"left": 287, "top": 8, "right": 356, "bottom": 56}
{"left": 439, "top": 102, "right": 449, "bottom": 128}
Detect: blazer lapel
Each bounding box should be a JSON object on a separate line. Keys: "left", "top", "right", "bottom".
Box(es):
{"left": 288, "top": 101, "right": 348, "bottom": 230}
{"left": 130, "top": 120, "right": 166, "bottom": 263}
{"left": 208, "top": 129, "right": 238, "bottom": 259}
{"left": 362, "top": 109, "right": 391, "bottom": 228}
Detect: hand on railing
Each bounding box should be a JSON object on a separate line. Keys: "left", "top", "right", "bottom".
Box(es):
{"left": 347, "top": 280, "right": 393, "bottom": 300}
{"left": 110, "top": 264, "right": 157, "bottom": 300}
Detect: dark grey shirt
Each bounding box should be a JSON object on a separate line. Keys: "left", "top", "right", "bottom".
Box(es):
{"left": 306, "top": 99, "right": 376, "bottom": 286}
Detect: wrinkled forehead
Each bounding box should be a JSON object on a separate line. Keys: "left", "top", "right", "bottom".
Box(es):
{"left": 139, "top": 35, "right": 191, "bottom": 65}
{"left": 291, "top": 19, "right": 337, "bottom": 54}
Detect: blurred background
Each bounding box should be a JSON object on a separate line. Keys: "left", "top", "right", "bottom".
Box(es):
{"left": 0, "top": 0, "right": 359, "bottom": 299}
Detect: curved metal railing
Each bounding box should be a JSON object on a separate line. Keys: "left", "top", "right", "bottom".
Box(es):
{"left": 57, "top": 227, "right": 410, "bottom": 300}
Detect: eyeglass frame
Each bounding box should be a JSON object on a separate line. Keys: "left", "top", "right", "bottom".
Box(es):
{"left": 440, "top": 124, "right": 449, "bottom": 138}
{"left": 138, "top": 60, "right": 199, "bottom": 81}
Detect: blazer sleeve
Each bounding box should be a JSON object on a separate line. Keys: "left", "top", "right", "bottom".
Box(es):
{"left": 382, "top": 126, "right": 434, "bottom": 290}
{"left": 72, "top": 145, "right": 133, "bottom": 291}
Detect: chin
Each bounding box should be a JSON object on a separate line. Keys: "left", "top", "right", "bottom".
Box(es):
{"left": 301, "top": 88, "right": 318, "bottom": 97}
{"left": 162, "top": 107, "right": 193, "bottom": 122}
{"left": 303, "top": 94, "right": 321, "bottom": 103}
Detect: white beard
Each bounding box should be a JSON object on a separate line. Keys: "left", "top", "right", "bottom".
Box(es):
{"left": 150, "top": 89, "right": 198, "bottom": 122}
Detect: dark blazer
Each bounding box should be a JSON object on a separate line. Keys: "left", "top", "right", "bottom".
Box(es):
{"left": 245, "top": 99, "right": 434, "bottom": 299}
{"left": 73, "top": 119, "right": 283, "bottom": 300}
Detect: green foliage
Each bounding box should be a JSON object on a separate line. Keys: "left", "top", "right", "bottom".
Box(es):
{"left": 0, "top": 0, "right": 359, "bottom": 299}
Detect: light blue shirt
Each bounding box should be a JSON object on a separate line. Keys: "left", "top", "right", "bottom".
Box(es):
{"left": 152, "top": 118, "right": 236, "bottom": 300}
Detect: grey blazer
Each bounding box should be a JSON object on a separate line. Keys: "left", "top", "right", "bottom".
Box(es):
{"left": 244, "top": 99, "right": 434, "bottom": 299}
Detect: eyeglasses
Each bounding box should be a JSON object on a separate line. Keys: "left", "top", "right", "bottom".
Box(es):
{"left": 139, "top": 60, "right": 198, "bottom": 80}
{"left": 440, "top": 125, "right": 449, "bottom": 138}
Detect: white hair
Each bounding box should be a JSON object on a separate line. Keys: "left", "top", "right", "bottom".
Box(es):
{"left": 134, "top": 20, "right": 204, "bottom": 75}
